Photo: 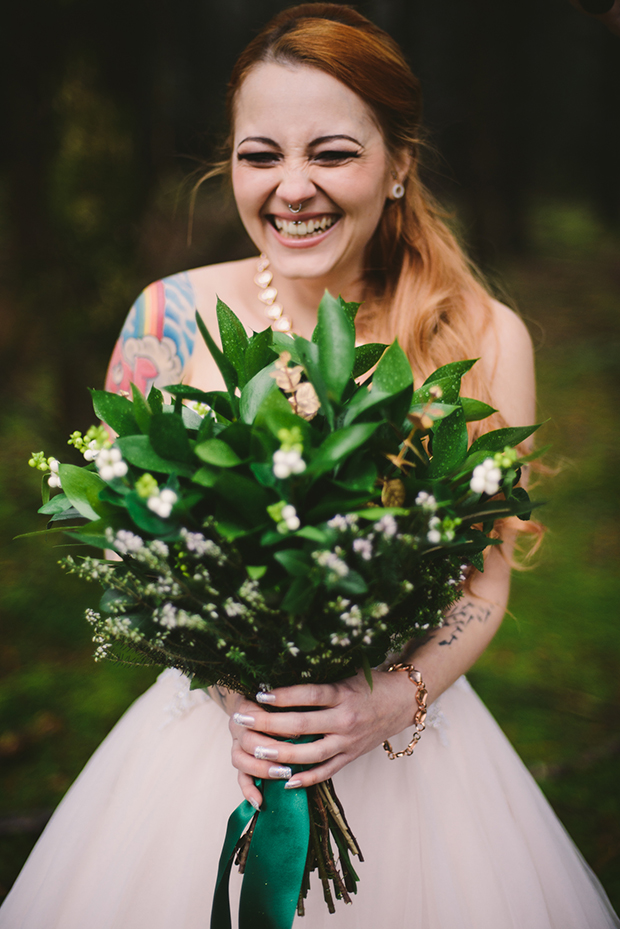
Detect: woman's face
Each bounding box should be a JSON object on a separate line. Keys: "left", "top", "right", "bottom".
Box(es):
{"left": 232, "top": 62, "right": 398, "bottom": 286}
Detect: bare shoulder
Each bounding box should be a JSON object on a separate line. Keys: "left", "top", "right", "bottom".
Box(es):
{"left": 479, "top": 300, "right": 536, "bottom": 427}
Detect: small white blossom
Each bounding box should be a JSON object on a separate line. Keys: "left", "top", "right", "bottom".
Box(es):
{"left": 427, "top": 529, "right": 442, "bottom": 544}
{"left": 148, "top": 539, "right": 169, "bottom": 559}
{"left": 314, "top": 550, "right": 349, "bottom": 577}
{"left": 281, "top": 504, "right": 300, "bottom": 531}
{"left": 147, "top": 488, "right": 177, "bottom": 518}
{"left": 286, "top": 641, "right": 300, "bottom": 656}
{"left": 48, "top": 458, "right": 62, "bottom": 488}
{"left": 327, "top": 513, "right": 357, "bottom": 530}
{"left": 353, "top": 538, "right": 373, "bottom": 560}
{"left": 157, "top": 603, "right": 178, "bottom": 629}
{"left": 272, "top": 448, "right": 306, "bottom": 479}
{"left": 83, "top": 440, "right": 100, "bottom": 462}
{"left": 374, "top": 514, "right": 398, "bottom": 538}
{"left": 470, "top": 459, "right": 502, "bottom": 496}
{"left": 341, "top": 604, "right": 362, "bottom": 628}
{"left": 415, "top": 491, "right": 437, "bottom": 512}
{"left": 371, "top": 602, "right": 389, "bottom": 618}
{"left": 111, "top": 529, "right": 144, "bottom": 555}
{"left": 96, "top": 447, "right": 128, "bottom": 481}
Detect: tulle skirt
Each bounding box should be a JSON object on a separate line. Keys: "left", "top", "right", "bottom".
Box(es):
{"left": 1, "top": 670, "right": 617, "bottom": 929}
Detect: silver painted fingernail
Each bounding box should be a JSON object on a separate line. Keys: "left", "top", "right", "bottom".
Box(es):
{"left": 268, "top": 765, "right": 292, "bottom": 779}
{"left": 284, "top": 779, "right": 303, "bottom": 790}
{"left": 254, "top": 746, "right": 279, "bottom": 761}
{"left": 256, "top": 691, "right": 276, "bottom": 704}
{"left": 249, "top": 797, "right": 261, "bottom": 811}
{"left": 232, "top": 713, "right": 255, "bottom": 727}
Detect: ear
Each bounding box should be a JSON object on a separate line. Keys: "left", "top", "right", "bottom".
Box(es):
{"left": 390, "top": 148, "right": 413, "bottom": 186}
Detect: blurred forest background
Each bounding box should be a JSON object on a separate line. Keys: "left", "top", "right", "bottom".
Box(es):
{"left": 1, "top": 0, "right": 619, "bottom": 908}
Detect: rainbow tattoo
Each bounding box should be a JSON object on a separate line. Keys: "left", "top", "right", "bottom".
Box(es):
{"left": 105, "top": 272, "right": 196, "bottom": 396}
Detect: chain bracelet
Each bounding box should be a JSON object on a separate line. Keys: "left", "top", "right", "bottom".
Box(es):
{"left": 382, "top": 663, "right": 428, "bottom": 760}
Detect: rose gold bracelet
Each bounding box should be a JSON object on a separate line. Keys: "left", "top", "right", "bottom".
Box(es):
{"left": 382, "top": 663, "right": 428, "bottom": 760}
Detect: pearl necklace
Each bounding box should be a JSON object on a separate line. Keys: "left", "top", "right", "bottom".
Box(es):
{"left": 254, "top": 254, "right": 293, "bottom": 332}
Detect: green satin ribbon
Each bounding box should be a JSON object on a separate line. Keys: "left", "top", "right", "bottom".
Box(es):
{"left": 210, "top": 738, "right": 317, "bottom": 929}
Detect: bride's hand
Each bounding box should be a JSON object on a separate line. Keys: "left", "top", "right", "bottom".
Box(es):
{"left": 229, "top": 669, "right": 416, "bottom": 808}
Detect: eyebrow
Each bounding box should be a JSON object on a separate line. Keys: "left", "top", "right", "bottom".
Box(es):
{"left": 237, "top": 134, "right": 363, "bottom": 149}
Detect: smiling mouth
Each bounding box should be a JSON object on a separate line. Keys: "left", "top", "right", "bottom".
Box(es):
{"left": 270, "top": 215, "right": 339, "bottom": 238}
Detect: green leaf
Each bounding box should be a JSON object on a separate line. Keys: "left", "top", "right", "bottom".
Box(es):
{"left": 428, "top": 406, "right": 469, "bottom": 477}
{"left": 508, "top": 485, "right": 533, "bottom": 521}
{"left": 295, "top": 337, "right": 334, "bottom": 429}
{"left": 90, "top": 390, "right": 138, "bottom": 437}
{"left": 38, "top": 493, "right": 72, "bottom": 515}
{"left": 115, "top": 435, "right": 194, "bottom": 476}
{"left": 344, "top": 340, "right": 412, "bottom": 424}
{"left": 253, "top": 387, "right": 313, "bottom": 448}
{"left": 247, "top": 565, "right": 267, "bottom": 580}
{"left": 149, "top": 412, "right": 194, "bottom": 463}
{"left": 147, "top": 385, "right": 164, "bottom": 414}
{"left": 293, "top": 526, "right": 330, "bottom": 544}
{"left": 306, "top": 423, "right": 379, "bottom": 478}
{"left": 217, "top": 297, "right": 250, "bottom": 387}
{"left": 214, "top": 471, "right": 270, "bottom": 526}
{"left": 352, "top": 343, "right": 387, "bottom": 379}
{"left": 57, "top": 463, "right": 110, "bottom": 521}
{"left": 423, "top": 359, "right": 478, "bottom": 385}
{"left": 339, "top": 296, "right": 360, "bottom": 326}
{"left": 245, "top": 328, "right": 277, "bottom": 381}
{"left": 461, "top": 397, "right": 497, "bottom": 422}
{"left": 41, "top": 475, "right": 50, "bottom": 506}
{"left": 330, "top": 569, "right": 368, "bottom": 595}
{"left": 196, "top": 415, "right": 215, "bottom": 443}
{"left": 281, "top": 576, "right": 316, "bottom": 614}
{"left": 195, "top": 310, "right": 239, "bottom": 410}
{"left": 316, "top": 290, "right": 356, "bottom": 402}
{"left": 360, "top": 650, "right": 373, "bottom": 690}
{"left": 413, "top": 360, "right": 477, "bottom": 407}
{"left": 191, "top": 465, "right": 219, "bottom": 487}
{"left": 240, "top": 364, "right": 278, "bottom": 425}
{"left": 469, "top": 551, "right": 485, "bottom": 572}
{"left": 271, "top": 331, "right": 302, "bottom": 362}
{"left": 274, "top": 549, "right": 313, "bottom": 577}
{"left": 373, "top": 339, "right": 413, "bottom": 395}
{"left": 130, "top": 383, "right": 152, "bottom": 433}
{"left": 194, "top": 439, "right": 242, "bottom": 468}
{"left": 468, "top": 424, "right": 541, "bottom": 456}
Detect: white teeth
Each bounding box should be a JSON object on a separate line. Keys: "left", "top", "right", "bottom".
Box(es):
{"left": 273, "top": 216, "right": 336, "bottom": 236}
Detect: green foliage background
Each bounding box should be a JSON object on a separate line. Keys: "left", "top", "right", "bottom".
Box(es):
{"left": 0, "top": 0, "right": 619, "bottom": 911}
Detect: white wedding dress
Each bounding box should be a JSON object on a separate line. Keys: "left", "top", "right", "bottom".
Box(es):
{"left": 1, "top": 669, "right": 617, "bottom": 929}
{"left": 2, "top": 274, "right": 618, "bottom": 927}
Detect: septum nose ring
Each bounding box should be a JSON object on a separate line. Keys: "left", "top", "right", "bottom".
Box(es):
{"left": 287, "top": 203, "right": 303, "bottom": 214}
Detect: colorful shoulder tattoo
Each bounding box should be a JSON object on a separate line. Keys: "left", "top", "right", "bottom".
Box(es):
{"left": 104, "top": 272, "right": 197, "bottom": 395}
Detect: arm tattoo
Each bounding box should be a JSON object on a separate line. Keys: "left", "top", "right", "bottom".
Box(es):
{"left": 437, "top": 599, "right": 492, "bottom": 646}
{"left": 104, "top": 272, "right": 196, "bottom": 396}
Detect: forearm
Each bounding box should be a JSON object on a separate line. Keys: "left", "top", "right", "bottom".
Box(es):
{"left": 401, "top": 540, "right": 513, "bottom": 705}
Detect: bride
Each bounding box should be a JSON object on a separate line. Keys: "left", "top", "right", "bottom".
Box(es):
{"left": 2, "top": 5, "right": 618, "bottom": 928}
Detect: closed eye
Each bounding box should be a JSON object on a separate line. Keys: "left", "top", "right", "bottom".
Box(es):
{"left": 313, "top": 150, "right": 361, "bottom": 164}
{"left": 237, "top": 151, "right": 282, "bottom": 165}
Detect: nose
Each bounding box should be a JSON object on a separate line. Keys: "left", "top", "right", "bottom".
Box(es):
{"left": 275, "top": 169, "right": 317, "bottom": 210}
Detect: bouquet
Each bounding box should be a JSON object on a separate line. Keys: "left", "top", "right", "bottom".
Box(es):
{"left": 24, "top": 293, "right": 541, "bottom": 928}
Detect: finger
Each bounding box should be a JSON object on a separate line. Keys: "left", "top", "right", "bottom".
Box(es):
{"left": 232, "top": 706, "right": 344, "bottom": 739}
{"left": 235, "top": 732, "right": 341, "bottom": 766}
{"left": 255, "top": 682, "right": 339, "bottom": 709}
{"left": 231, "top": 741, "right": 294, "bottom": 782}
{"left": 283, "top": 754, "right": 351, "bottom": 790}
{"left": 238, "top": 770, "right": 263, "bottom": 811}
